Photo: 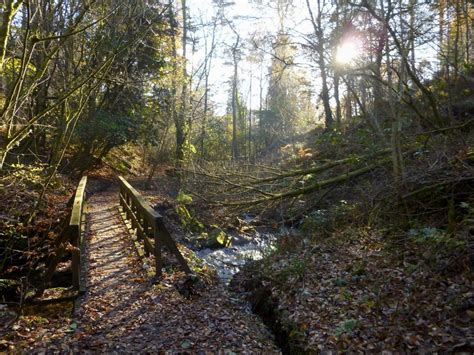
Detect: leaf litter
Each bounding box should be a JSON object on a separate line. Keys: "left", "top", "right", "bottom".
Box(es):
{"left": 232, "top": 226, "right": 474, "bottom": 352}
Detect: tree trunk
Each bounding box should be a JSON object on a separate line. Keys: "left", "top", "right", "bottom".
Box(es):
{"left": 306, "top": 0, "right": 333, "bottom": 130}
{"left": 231, "top": 34, "right": 240, "bottom": 161}
{"left": 453, "top": 0, "right": 462, "bottom": 80}
{"left": 248, "top": 72, "right": 253, "bottom": 162}
{"left": 334, "top": 72, "right": 342, "bottom": 129}
{"left": 0, "top": 0, "right": 23, "bottom": 75}
{"left": 199, "top": 15, "right": 217, "bottom": 160}
{"left": 439, "top": 0, "right": 448, "bottom": 76}
{"left": 464, "top": 0, "right": 471, "bottom": 63}
{"left": 177, "top": 0, "right": 188, "bottom": 164}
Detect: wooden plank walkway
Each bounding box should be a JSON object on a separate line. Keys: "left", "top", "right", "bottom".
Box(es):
{"left": 72, "top": 186, "right": 149, "bottom": 351}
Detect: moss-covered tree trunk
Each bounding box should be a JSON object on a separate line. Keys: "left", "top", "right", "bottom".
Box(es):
{"left": 0, "top": 0, "right": 23, "bottom": 76}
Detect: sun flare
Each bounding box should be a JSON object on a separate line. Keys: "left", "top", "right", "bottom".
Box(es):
{"left": 335, "top": 39, "right": 362, "bottom": 65}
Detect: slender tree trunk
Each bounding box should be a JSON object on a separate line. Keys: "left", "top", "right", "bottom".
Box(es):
{"left": 318, "top": 52, "right": 333, "bottom": 129}
{"left": 344, "top": 91, "right": 352, "bottom": 123}
{"left": 334, "top": 72, "right": 342, "bottom": 129}
{"left": 464, "top": 0, "right": 471, "bottom": 63}
{"left": 177, "top": 0, "right": 188, "bottom": 164}
{"left": 372, "top": 27, "right": 386, "bottom": 137}
{"left": 306, "top": 0, "right": 333, "bottom": 129}
{"left": 231, "top": 55, "right": 238, "bottom": 161}
{"left": 258, "top": 65, "right": 264, "bottom": 155}
{"left": 248, "top": 72, "right": 252, "bottom": 162}
{"left": 200, "top": 73, "right": 209, "bottom": 159}
{"left": 199, "top": 15, "right": 217, "bottom": 160}
{"left": 454, "top": 0, "right": 462, "bottom": 80}
{"left": 439, "top": 0, "right": 448, "bottom": 76}
{"left": 231, "top": 34, "right": 240, "bottom": 161}
{"left": 333, "top": 1, "right": 342, "bottom": 129}
{"left": 0, "top": 0, "right": 23, "bottom": 75}
{"left": 390, "top": 0, "right": 406, "bottom": 189}
{"left": 409, "top": 0, "right": 416, "bottom": 67}
{"left": 168, "top": 1, "right": 185, "bottom": 164}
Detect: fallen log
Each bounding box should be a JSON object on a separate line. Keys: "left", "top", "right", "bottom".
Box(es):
{"left": 242, "top": 148, "right": 393, "bottom": 185}
{"left": 221, "top": 156, "right": 393, "bottom": 206}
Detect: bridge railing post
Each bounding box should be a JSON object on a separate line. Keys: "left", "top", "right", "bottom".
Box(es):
{"left": 153, "top": 217, "right": 163, "bottom": 278}
{"left": 125, "top": 194, "right": 131, "bottom": 220}
{"left": 119, "top": 185, "right": 124, "bottom": 210}
{"left": 71, "top": 224, "right": 81, "bottom": 290}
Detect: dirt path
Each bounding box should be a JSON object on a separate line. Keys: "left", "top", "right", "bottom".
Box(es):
{"left": 66, "top": 186, "right": 279, "bottom": 352}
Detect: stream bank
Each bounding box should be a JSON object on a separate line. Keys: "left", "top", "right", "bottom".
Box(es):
{"left": 229, "top": 228, "right": 474, "bottom": 353}
{"left": 182, "top": 217, "right": 303, "bottom": 353}
{"left": 230, "top": 264, "right": 307, "bottom": 355}
{"left": 188, "top": 225, "right": 305, "bottom": 354}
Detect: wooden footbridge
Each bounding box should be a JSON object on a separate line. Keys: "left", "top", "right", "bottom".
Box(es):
{"left": 37, "top": 176, "right": 191, "bottom": 299}
{"left": 17, "top": 175, "right": 279, "bottom": 352}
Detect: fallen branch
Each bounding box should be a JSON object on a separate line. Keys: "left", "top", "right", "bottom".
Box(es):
{"left": 402, "top": 176, "right": 474, "bottom": 200}
{"left": 221, "top": 157, "right": 392, "bottom": 206}
{"left": 243, "top": 148, "right": 393, "bottom": 185}
{"left": 412, "top": 118, "right": 474, "bottom": 136}
{"left": 179, "top": 167, "right": 276, "bottom": 197}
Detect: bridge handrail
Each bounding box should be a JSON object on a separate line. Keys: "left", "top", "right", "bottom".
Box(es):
{"left": 118, "top": 176, "right": 191, "bottom": 278}
{"left": 39, "top": 175, "right": 87, "bottom": 297}
{"left": 70, "top": 175, "right": 87, "bottom": 291}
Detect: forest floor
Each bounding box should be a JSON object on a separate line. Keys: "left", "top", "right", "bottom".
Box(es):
{"left": 1, "top": 165, "right": 472, "bottom": 353}
{"left": 1, "top": 183, "right": 279, "bottom": 353}
{"left": 127, "top": 171, "right": 474, "bottom": 353}
{"left": 232, "top": 228, "right": 474, "bottom": 353}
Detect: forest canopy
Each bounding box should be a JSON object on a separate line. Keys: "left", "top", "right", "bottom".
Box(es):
{"left": 0, "top": 0, "right": 472, "bottom": 170}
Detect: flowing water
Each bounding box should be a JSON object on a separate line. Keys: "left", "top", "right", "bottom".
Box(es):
{"left": 196, "top": 229, "right": 277, "bottom": 283}
{"left": 195, "top": 214, "right": 293, "bottom": 283}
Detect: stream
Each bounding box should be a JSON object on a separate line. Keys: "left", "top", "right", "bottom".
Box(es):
{"left": 194, "top": 214, "right": 293, "bottom": 283}
{"left": 196, "top": 228, "right": 278, "bottom": 283}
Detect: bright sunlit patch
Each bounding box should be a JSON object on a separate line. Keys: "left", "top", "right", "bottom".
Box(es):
{"left": 335, "top": 38, "right": 362, "bottom": 65}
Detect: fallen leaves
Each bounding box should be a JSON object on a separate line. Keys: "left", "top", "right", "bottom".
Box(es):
{"left": 234, "top": 226, "right": 474, "bottom": 352}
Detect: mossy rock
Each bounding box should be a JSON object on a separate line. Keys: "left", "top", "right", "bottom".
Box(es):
{"left": 205, "top": 227, "right": 232, "bottom": 248}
